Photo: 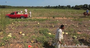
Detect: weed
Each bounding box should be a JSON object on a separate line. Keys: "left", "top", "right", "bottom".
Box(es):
{"left": 72, "top": 18, "right": 90, "bottom": 21}
{"left": 80, "top": 33, "right": 90, "bottom": 38}
{"left": 23, "top": 43, "right": 28, "bottom": 48}
{"left": 31, "top": 35, "right": 36, "bottom": 40}
{"left": 52, "top": 16, "right": 55, "bottom": 19}
{"left": 68, "top": 28, "right": 75, "bottom": 32}
{"left": 39, "top": 28, "right": 50, "bottom": 37}
{"left": 78, "top": 22, "right": 82, "bottom": 25}
{"left": 13, "top": 19, "right": 47, "bottom": 21}
{"left": 24, "top": 24, "right": 28, "bottom": 27}
{"left": 88, "top": 27, "right": 90, "bottom": 30}
{"left": 21, "top": 36, "right": 28, "bottom": 39}
{"left": 49, "top": 35, "right": 55, "bottom": 38}
{"left": 0, "top": 42, "right": 6, "bottom": 46}
{"left": 2, "top": 37, "right": 10, "bottom": 42}
{"left": 50, "top": 21, "right": 58, "bottom": 24}
{"left": 73, "top": 39, "right": 80, "bottom": 44}
{"left": 13, "top": 36, "right": 16, "bottom": 39}
{"left": 37, "top": 36, "right": 47, "bottom": 43}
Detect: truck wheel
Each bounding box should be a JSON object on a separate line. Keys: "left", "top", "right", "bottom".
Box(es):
{"left": 21, "top": 16, "right": 24, "bottom": 19}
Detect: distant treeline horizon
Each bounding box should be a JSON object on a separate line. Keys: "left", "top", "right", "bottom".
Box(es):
{"left": 0, "top": 4, "right": 90, "bottom": 10}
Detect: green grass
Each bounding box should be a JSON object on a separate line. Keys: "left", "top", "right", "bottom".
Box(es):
{"left": 39, "top": 28, "right": 52, "bottom": 38}
{"left": 72, "top": 18, "right": 90, "bottom": 21}
{"left": 12, "top": 18, "right": 48, "bottom": 21}
{"left": 50, "top": 21, "right": 58, "bottom": 24}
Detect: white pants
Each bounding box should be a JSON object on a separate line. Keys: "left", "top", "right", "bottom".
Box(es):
{"left": 56, "top": 41, "right": 61, "bottom": 48}
{"left": 29, "top": 14, "right": 31, "bottom": 17}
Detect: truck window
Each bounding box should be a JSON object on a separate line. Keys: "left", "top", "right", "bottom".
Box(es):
{"left": 11, "top": 12, "right": 14, "bottom": 15}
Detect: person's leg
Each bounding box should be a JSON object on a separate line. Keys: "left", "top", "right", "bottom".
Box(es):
{"left": 29, "top": 14, "right": 30, "bottom": 17}
{"left": 87, "top": 12, "right": 89, "bottom": 16}
{"left": 56, "top": 42, "right": 60, "bottom": 48}
{"left": 30, "top": 14, "right": 31, "bottom": 17}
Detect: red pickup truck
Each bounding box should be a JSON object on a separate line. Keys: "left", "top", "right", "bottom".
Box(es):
{"left": 6, "top": 12, "right": 28, "bottom": 18}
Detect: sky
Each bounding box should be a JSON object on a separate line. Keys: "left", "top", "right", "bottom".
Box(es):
{"left": 0, "top": 0, "right": 90, "bottom": 6}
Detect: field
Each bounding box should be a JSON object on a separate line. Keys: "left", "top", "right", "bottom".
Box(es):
{"left": 0, "top": 8, "right": 90, "bottom": 48}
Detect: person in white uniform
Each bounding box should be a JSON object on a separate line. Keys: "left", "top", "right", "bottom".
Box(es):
{"left": 55, "top": 25, "right": 64, "bottom": 48}
{"left": 25, "top": 9, "right": 27, "bottom": 13}
{"left": 25, "top": 9, "right": 28, "bottom": 14}
{"left": 20, "top": 11, "right": 23, "bottom": 14}
{"left": 29, "top": 11, "right": 31, "bottom": 17}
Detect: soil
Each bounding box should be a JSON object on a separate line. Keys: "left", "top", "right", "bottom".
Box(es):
{"left": 0, "top": 17, "right": 90, "bottom": 48}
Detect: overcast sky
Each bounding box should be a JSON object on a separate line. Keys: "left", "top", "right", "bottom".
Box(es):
{"left": 0, "top": 0, "right": 90, "bottom": 6}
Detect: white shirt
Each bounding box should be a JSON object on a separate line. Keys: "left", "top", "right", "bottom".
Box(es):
{"left": 25, "top": 9, "right": 27, "bottom": 13}
{"left": 21, "top": 11, "right": 23, "bottom": 13}
{"left": 20, "top": 11, "right": 23, "bottom": 14}
{"left": 55, "top": 28, "right": 63, "bottom": 41}
{"left": 29, "top": 11, "right": 31, "bottom": 14}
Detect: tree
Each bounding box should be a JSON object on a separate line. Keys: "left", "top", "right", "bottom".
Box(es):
{"left": 67, "top": 5, "right": 71, "bottom": 8}
{"left": 83, "top": 4, "right": 89, "bottom": 9}
{"left": 58, "top": 5, "right": 61, "bottom": 8}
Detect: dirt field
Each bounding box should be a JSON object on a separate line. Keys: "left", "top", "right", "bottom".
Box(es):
{"left": 1, "top": 18, "right": 89, "bottom": 48}
{"left": 0, "top": 8, "right": 90, "bottom": 48}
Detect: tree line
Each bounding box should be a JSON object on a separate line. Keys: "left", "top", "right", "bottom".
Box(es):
{"left": 0, "top": 4, "right": 90, "bottom": 10}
